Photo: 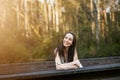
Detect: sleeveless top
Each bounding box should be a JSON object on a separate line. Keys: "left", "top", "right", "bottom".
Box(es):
{"left": 60, "top": 55, "right": 68, "bottom": 63}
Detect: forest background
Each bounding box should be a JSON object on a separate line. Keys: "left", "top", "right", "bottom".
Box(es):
{"left": 0, "top": 0, "right": 120, "bottom": 64}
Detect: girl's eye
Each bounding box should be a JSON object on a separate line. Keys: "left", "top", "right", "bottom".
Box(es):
{"left": 69, "top": 38, "right": 72, "bottom": 41}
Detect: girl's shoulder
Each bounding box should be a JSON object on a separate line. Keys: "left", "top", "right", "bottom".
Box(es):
{"left": 54, "top": 48, "right": 58, "bottom": 54}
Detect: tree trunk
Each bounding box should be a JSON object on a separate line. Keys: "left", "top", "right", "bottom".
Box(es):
{"left": 24, "top": 0, "right": 29, "bottom": 37}
{"left": 90, "top": 0, "right": 95, "bottom": 35}
{"left": 93, "top": 0, "right": 100, "bottom": 49}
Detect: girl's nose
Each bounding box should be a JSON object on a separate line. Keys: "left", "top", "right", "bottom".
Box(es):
{"left": 65, "top": 38, "right": 69, "bottom": 42}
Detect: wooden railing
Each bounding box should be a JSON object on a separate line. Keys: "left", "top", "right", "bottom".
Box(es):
{"left": 0, "top": 56, "right": 120, "bottom": 80}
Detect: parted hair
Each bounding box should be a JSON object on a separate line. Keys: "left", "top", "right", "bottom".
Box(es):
{"left": 56, "top": 32, "right": 76, "bottom": 62}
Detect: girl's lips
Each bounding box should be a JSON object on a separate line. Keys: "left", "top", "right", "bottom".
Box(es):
{"left": 63, "top": 42, "right": 70, "bottom": 46}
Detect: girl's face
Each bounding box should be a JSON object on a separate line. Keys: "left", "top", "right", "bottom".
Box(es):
{"left": 63, "top": 33, "right": 73, "bottom": 48}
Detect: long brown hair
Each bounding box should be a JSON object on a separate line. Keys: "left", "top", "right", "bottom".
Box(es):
{"left": 56, "top": 32, "right": 76, "bottom": 62}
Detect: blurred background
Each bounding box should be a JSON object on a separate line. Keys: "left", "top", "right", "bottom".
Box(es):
{"left": 0, "top": 0, "right": 120, "bottom": 64}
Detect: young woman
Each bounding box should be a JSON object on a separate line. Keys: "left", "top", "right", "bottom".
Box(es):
{"left": 54, "top": 32, "right": 83, "bottom": 70}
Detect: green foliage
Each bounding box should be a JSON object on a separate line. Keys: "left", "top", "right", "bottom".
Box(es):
{"left": 99, "top": 30, "right": 120, "bottom": 56}
{"left": 31, "top": 31, "right": 63, "bottom": 60}
{"left": 77, "top": 25, "right": 97, "bottom": 58}
{"left": 0, "top": 29, "right": 31, "bottom": 64}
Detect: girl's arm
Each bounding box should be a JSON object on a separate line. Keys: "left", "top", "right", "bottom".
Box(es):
{"left": 55, "top": 51, "right": 79, "bottom": 70}
{"left": 72, "top": 48, "right": 83, "bottom": 68}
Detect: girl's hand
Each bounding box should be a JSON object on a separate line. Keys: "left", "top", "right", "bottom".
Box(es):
{"left": 73, "top": 60, "right": 83, "bottom": 68}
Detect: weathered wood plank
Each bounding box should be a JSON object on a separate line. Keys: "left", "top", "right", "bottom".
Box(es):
{"left": 0, "top": 63, "right": 120, "bottom": 80}
{"left": 0, "top": 56, "right": 120, "bottom": 80}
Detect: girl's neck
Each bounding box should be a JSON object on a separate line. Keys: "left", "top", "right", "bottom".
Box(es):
{"left": 63, "top": 48, "right": 69, "bottom": 62}
{"left": 64, "top": 47, "right": 69, "bottom": 51}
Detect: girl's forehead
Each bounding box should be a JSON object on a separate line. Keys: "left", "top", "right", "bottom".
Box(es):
{"left": 65, "top": 33, "right": 73, "bottom": 38}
